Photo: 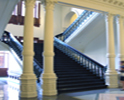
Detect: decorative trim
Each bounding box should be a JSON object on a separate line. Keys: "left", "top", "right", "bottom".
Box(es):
{"left": 57, "top": 0, "right": 124, "bottom": 16}
{"left": 41, "top": 0, "right": 58, "bottom": 10}
{"left": 25, "top": 0, "right": 36, "bottom": 7}
{"left": 95, "top": 0, "right": 124, "bottom": 8}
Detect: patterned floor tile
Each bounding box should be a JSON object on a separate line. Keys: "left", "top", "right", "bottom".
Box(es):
{"left": 99, "top": 94, "right": 124, "bottom": 100}
{"left": 117, "top": 97, "right": 124, "bottom": 100}
{"left": 73, "top": 94, "right": 97, "bottom": 100}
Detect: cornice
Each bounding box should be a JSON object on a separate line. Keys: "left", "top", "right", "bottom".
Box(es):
{"left": 58, "top": 0, "right": 124, "bottom": 16}
{"left": 95, "top": 0, "right": 124, "bottom": 8}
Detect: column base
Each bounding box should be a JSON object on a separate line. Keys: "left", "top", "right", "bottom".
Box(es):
{"left": 105, "top": 72, "right": 119, "bottom": 88}
{"left": 41, "top": 73, "right": 57, "bottom": 96}
{"left": 20, "top": 74, "right": 37, "bottom": 98}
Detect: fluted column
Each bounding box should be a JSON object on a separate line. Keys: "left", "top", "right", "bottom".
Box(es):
{"left": 20, "top": 0, "right": 37, "bottom": 98}
{"left": 105, "top": 13, "right": 118, "bottom": 88}
{"left": 41, "top": 0, "right": 57, "bottom": 96}
{"left": 117, "top": 16, "right": 124, "bottom": 63}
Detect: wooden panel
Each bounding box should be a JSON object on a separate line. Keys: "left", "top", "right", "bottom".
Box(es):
{"left": 0, "top": 68, "right": 8, "bottom": 77}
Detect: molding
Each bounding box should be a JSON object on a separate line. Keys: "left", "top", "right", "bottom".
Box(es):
{"left": 25, "top": 0, "right": 36, "bottom": 7}
{"left": 41, "top": 0, "right": 58, "bottom": 10}
{"left": 57, "top": 0, "right": 124, "bottom": 16}
{"left": 95, "top": 0, "right": 124, "bottom": 8}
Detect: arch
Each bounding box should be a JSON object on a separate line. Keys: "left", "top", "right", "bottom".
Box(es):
{"left": 63, "top": 11, "right": 76, "bottom": 30}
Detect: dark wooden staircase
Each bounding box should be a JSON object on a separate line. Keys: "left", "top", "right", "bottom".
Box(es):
{"left": 34, "top": 42, "right": 107, "bottom": 93}
{"left": 1, "top": 31, "right": 107, "bottom": 94}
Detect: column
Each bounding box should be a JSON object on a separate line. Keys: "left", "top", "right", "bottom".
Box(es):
{"left": 41, "top": 0, "right": 57, "bottom": 96}
{"left": 20, "top": 0, "right": 37, "bottom": 98}
{"left": 117, "top": 16, "right": 124, "bottom": 63}
{"left": 105, "top": 13, "right": 118, "bottom": 88}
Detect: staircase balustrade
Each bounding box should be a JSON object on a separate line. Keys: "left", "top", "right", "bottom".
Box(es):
{"left": 54, "top": 37, "right": 106, "bottom": 79}
{"left": 1, "top": 31, "right": 43, "bottom": 81}
{"left": 56, "top": 10, "right": 95, "bottom": 41}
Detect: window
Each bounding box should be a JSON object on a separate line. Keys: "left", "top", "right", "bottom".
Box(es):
{"left": 9, "top": 1, "right": 41, "bottom": 27}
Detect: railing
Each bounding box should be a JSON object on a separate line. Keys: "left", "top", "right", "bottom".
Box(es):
{"left": 1, "top": 31, "right": 43, "bottom": 80}
{"left": 54, "top": 37, "right": 106, "bottom": 79}
{"left": 56, "top": 10, "right": 95, "bottom": 41}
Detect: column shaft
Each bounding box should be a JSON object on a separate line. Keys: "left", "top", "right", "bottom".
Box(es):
{"left": 20, "top": 0, "right": 37, "bottom": 98}
{"left": 105, "top": 13, "right": 118, "bottom": 88}
{"left": 118, "top": 16, "right": 124, "bottom": 61}
{"left": 44, "top": 6, "right": 54, "bottom": 73}
{"left": 41, "top": 0, "right": 57, "bottom": 96}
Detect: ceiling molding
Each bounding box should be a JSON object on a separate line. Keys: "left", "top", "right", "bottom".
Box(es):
{"left": 95, "top": 0, "right": 124, "bottom": 8}
{"left": 58, "top": 0, "right": 124, "bottom": 16}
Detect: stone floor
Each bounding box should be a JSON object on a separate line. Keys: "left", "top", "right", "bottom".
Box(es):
{"left": 0, "top": 77, "right": 124, "bottom": 100}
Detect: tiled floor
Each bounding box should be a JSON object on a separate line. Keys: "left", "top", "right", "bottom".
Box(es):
{"left": 0, "top": 77, "right": 124, "bottom": 100}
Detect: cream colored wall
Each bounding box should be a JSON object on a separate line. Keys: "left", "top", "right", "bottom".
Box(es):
{"left": 54, "top": 4, "right": 63, "bottom": 36}
{"left": 61, "top": 6, "right": 72, "bottom": 31}
{"left": 70, "top": 14, "right": 77, "bottom": 25}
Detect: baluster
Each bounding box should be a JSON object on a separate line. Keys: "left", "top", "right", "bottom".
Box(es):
{"left": 102, "top": 67, "right": 104, "bottom": 79}
{"left": 90, "top": 61, "right": 92, "bottom": 70}
{"left": 98, "top": 66, "right": 100, "bottom": 77}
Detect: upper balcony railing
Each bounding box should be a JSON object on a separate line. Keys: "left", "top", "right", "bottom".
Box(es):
{"left": 56, "top": 10, "right": 95, "bottom": 41}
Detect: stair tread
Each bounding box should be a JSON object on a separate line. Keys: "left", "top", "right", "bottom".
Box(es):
{"left": 57, "top": 81, "right": 105, "bottom": 88}
{"left": 58, "top": 85, "right": 107, "bottom": 92}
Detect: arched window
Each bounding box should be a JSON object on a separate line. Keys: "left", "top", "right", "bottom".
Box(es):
{"left": 9, "top": 0, "right": 41, "bottom": 27}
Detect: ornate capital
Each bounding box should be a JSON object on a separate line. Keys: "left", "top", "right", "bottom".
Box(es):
{"left": 119, "top": 15, "right": 124, "bottom": 19}
{"left": 105, "top": 13, "right": 115, "bottom": 22}
{"left": 42, "top": 0, "right": 58, "bottom": 10}
{"left": 25, "top": 0, "right": 36, "bottom": 7}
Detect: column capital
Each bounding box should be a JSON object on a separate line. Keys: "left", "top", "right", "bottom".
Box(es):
{"left": 105, "top": 13, "right": 115, "bottom": 23}
{"left": 25, "top": 0, "right": 36, "bottom": 7}
{"left": 117, "top": 15, "right": 124, "bottom": 25}
{"left": 118, "top": 15, "right": 124, "bottom": 19}
{"left": 107, "top": 13, "right": 115, "bottom": 18}
{"left": 42, "top": 0, "right": 58, "bottom": 10}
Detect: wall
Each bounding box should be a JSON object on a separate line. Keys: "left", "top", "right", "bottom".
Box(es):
{"left": 0, "top": 42, "right": 10, "bottom": 51}
{"left": 0, "top": 0, "right": 18, "bottom": 38}
{"left": 5, "top": 4, "right": 45, "bottom": 40}
{"left": 83, "top": 32, "right": 107, "bottom": 66}
{"left": 5, "top": 4, "right": 63, "bottom": 40}
{"left": 54, "top": 4, "right": 63, "bottom": 35}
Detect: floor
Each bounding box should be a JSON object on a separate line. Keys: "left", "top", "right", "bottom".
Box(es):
{"left": 0, "top": 77, "right": 124, "bottom": 100}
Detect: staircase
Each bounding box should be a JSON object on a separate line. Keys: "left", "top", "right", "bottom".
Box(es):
{"left": 1, "top": 31, "right": 107, "bottom": 93}
{"left": 54, "top": 38, "right": 107, "bottom": 93}
{"left": 1, "top": 31, "right": 43, "bottom": 81}
{"left": 1, "top": 9, "right": 107, "bottom": 93}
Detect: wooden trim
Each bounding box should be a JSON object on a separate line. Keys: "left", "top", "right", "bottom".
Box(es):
{"left": 8, "top": 1, "right": 41, "bottom": 27}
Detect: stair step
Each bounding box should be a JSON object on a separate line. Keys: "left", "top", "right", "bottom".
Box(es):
{"left": 57, "top": 81, "right": 105, "bottom": 88}
{"left": 55, "top": 71, "right": 92, "bottom": 75}
{"left": 56, "top": 74, "right": 95, "bottom": 78}
{"left": 58, "top": 85, "right": 107, "bottom": 93}
{"left": 57, "top": 76, "right": 101, "bottom": 81}
{"left": 57, "top": 78, "right": 105, "bottom": 84}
